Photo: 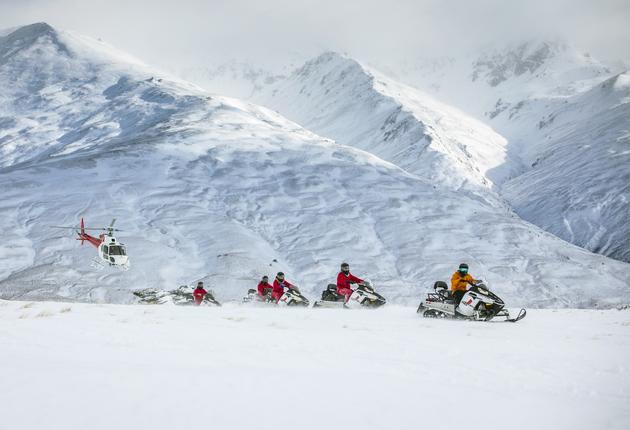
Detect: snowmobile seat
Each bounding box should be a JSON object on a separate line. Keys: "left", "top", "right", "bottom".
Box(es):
{"left": 433, "top": 281, "right": 453, "bottom": 301}
{"left": 321, "top": 284, "right": 343, "bottom": 301}
{"left": 433, "top": 281, "right": 448, "bottom": 290}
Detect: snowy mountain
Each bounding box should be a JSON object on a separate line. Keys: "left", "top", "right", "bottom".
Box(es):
{"left": 388, "top": 39, "right": 614, "bottom": 121}
{"left": 369, "top": 40, "right": 630, "bottom": 263}
{"left": 1, "top": 23, "right": 629, "bottom": 307}
{"left": 256, "top": 52, "right": 519, "bottom": 191}
{"left": 501, "top": 72, "right": 630, "bottom": 262}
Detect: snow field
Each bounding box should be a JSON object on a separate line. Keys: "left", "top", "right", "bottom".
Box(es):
{"left": 1, "top": 300, "right": 629, "bottom": 430}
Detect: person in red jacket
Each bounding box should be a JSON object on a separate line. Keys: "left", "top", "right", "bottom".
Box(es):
{"left": 257, "top": 275, "right": 272, "bottom": 300}
{"left": 193, "top": 281, "right": 207, "bottom": 305}
{"left": 272, "top": 272, "right": 295, "bottom": 303}
{"left": 337, "top": 262, "right": 364, "bottom": 302}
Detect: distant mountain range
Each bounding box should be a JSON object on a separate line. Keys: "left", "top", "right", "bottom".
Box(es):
{"left": 0, "top": 23, "right": 628, "bottom": 307}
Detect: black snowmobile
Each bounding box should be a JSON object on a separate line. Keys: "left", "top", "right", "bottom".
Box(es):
{"left": 133, "top": 285, "right": 221, "bottom": 306}
{"left": 313, "top": 281, "right": 386, "bottom": 308}
{"left": 417, "top": 280, "right": 525, "bottom": 322}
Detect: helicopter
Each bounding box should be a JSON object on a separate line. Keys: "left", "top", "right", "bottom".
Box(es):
{"left": 52, "top": 218, "right": 130, "bottom": 269}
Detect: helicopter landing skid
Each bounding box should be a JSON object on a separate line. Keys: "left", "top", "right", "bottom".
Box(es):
{"left": 90, "top": 259, "right": 129, "bottom": 271}
{"left": 90, "top": 258, "right": 105, "bottom": 271}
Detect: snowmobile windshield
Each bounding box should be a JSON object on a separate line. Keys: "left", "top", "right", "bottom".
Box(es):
{"left": 109, "top": 245, "right": 126, "bottom": 256}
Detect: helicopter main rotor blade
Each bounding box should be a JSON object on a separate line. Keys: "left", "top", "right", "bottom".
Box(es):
{"left": 50, "top": 226, "right": 116, "bottom": 231}
{"left": 109, "top": 218, "right": 117, "bottom": 228}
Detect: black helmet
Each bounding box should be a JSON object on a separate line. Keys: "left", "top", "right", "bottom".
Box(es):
{"left": 262, "top": 275, "right": 269, "bottom": 281}
{"left": 458, "top": 263, "right": 469, "bottom": 274}
{"left": 197, "top": 281, "right": 204, "bottom": 287}
{"left": 341, "top": 262, "right": 350, "bottom": 273}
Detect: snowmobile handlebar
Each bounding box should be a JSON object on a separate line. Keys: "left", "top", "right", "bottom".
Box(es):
{"left": 465, "top": 279, "right": 483, "bottom": 285}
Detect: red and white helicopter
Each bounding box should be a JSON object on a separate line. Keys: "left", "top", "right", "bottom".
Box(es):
{"left": 53, "top": 218, "right": 130, "bottom": 270}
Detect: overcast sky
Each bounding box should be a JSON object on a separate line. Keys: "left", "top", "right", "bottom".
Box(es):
{"left": 1, "top": 0, "right": 629, "bottom": 70}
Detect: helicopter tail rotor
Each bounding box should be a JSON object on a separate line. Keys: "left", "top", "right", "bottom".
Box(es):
{"left": 79, "top": 218, "right": 86, "bottom": 245}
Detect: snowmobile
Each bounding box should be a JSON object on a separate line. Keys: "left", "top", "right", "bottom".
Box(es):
{"left": 242, "top": 287, "right": 309, "bottom": 307}
{"left": 134, "top": 285, "right": 221, "bottom": 306}
{"left": 198, "top": 289, "right": 221, "bottom": 307}
{"left": 417, "top": 280, "right": 525, "bottom": 322}
{"left": 242, "top": 288, "right": 274, "bottom": 305}
{"left": 313, "top": 281, "right": 386, "bottom": 308}
{"left": 277, "top": 287, "right": 310, "bottom": 307}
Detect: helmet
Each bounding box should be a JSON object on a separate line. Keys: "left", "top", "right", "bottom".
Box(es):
{"left": 262, "top": 275, "right": 269, "bottom": 281}
{"left": 197, "top": 281, "right": 204, "bottom": 287}
{"left": 276, "top": 272, "right": 285, "bottom": 279}
{"left": 458, "top": 263, "right": 469, "bottom": 274}
{"left": 341, "top": 262, "right": 350, "bottom": 273}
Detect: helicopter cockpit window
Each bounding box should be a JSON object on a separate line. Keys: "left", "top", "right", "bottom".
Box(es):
{"left": 109, "top": 245, "right": 126, "bottom": 256}
{"left": 101, "top": 244, "right": 108, "bottom": 255}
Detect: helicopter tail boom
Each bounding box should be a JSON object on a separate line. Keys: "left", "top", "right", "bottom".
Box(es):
{"left": 76, "top": 218, "right": 101, "bottom": 248}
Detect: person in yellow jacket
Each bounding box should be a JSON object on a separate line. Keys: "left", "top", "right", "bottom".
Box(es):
{"left": 451, "top": 263, "right": 477, "bottom": 305}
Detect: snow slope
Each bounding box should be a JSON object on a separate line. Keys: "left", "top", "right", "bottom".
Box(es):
{"left": 501, "top": 72, "right": 630, "bottom": 262}
{"left": 2, "top": 300, "right": 629, "bottom": 430}
{"left": 256, "top": 52, "right": 519, "bottom": 191}
{"left": 1, "top": 23, "right": 629, "bottom": 307}
{"left": 379, "top": 40, "right": 630, "bottom": 262}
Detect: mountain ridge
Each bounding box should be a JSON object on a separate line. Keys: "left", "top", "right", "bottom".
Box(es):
{"left": 1, "top": 23, "right": 628, "bottom": 306}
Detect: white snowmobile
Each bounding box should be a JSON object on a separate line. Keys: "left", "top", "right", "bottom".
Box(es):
{"left": 277, "top": 286, "right": 310, "bottom": 307}
{"left": 242, "top": 288, "right": 274, "bottom": 305}
{"left": 417, "top": 280, "right": 526, "bottom": 322}
{"left": 242, "top": 287, "right": 310, "bottom": 307}
{"left": 313, "top": 281, "right": 386, "bottom": 308}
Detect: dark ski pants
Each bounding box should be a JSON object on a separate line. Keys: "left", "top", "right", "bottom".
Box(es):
{"left": 453, "top": 290, "right": 465, "bottom": 306}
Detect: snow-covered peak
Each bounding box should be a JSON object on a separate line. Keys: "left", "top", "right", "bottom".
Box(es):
{"left": 471, "top": 38, "right": 610, "bottom": 96}
{"left": 257, "top": 51, "right": 518, "bottom": 191}
{"left": 0, "top": 23, "right": 65, "bottom": 62}
{"left": 0, "top": 22, "right": 169, "bottom": 85}
{"left": 382, "top": 38, "right": 613, "bottom": 122}
{"left": 294, "top": 51, "right": 363, "bottom": 75}
{"left": 0, "top": 23, "right": 202, "bottom": 168}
